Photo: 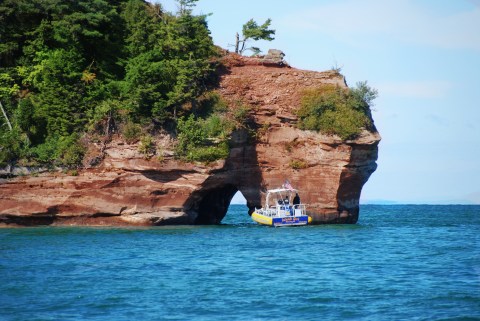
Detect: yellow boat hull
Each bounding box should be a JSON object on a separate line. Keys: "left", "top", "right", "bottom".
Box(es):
{"left": 252, "top": 212, "right": 312, "bottom": 227}
{"left": 251, "top": 212, "right": 273, "bottom": 226}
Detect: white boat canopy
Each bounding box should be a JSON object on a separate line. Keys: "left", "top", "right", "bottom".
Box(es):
{"left": 266, "top": 188, "right": 298, "bottom": 194}
{"left": 264, "top": 188, "right": 299, "bottom": 208}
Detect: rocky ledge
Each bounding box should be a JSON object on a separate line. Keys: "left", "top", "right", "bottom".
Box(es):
{"left": 0, "top": 53, "right": 380, "bottom": 227}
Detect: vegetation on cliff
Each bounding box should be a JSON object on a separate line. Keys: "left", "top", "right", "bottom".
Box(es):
{"left": 0, "top": 0, "right": 219, "bottom": 167}
{"left": 296, "top": 82, "right": 378, "bottom": 140}
{"left": 0, "top": 0, "right": 377, "bottom": 168}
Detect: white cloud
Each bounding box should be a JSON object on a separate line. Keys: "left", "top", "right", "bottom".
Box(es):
{"left": 376, "top": 80, "right": 452, "bottom": 99}
{"left": 281, "top": 0, "right": 480, "bottom": 51}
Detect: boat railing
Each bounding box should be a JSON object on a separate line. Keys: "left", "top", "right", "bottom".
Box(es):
{"left": 258, "top": 204, "right": 306, "bottom": 217}
{"left": 292, "top": 204, "right": 306, "bottom": 216}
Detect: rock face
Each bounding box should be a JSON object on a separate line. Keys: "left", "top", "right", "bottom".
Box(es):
{"left": 0, "top": 53, "right": 380, "bottom": 227}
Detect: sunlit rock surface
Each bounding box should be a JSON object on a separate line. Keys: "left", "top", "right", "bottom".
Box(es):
{"left": 0, "top": 54, "right": 380, "bottom": 226}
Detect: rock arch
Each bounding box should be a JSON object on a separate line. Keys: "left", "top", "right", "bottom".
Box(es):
{"left": 184, "top": 129, "right": 264, "bottom": 224}
{"left": 182, "top": 126, "right": 380, "bottom": 226}
{"left": 193, "top": 184, "right": 239, "bottom": 224}
{"left": 0, "top": 128, "right": 379, "bottom": 227}
{"left": 0, "top": 58, "right": 380, "bottom": 227}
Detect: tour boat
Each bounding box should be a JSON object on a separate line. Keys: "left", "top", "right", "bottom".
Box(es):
{"left": 251, "top": 188, "right": 312, "bottom": 227}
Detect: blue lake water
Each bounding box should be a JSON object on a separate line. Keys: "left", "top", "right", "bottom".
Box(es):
{"left": 1, "top": 205, "right": 479, "bottom": 320}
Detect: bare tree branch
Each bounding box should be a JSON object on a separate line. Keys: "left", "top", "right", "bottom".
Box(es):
{"left": 0, "top": 101, "right": 12, "bottom": 131}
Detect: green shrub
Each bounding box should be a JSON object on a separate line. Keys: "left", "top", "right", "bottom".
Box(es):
{"left": 196, "top": 91, "right": 229, "bottom": 116}
{"left": 184, "top": 142, "right": 229, "bottom": 163}
{"left": 156, "top": 148, "right": 165, "bottom": 162}
{"left": 203, "top": 114, "right": 223, "bottom": 137}
{"left": 296, "top": 82, "right": 377, "bottom": 140}
{"left": 30, "top": 134, "right": 85, "bottom": 168}
{"left": 138, "top": 135, "right": 156, "bottom": 158}
{"left": 175, "top": 114, "right": 232, "bottom": 163}
{"left": 233, "top": 103, "right": 251, "bottom": 125}
{"left": 317, "top": 106, "right": 368, "bottom": 139}
{"left": 289, "top": 159, "right": 308, "bottom": 170}
{"left": 87, "top": 99, "right": 125, "bottom": 135}
{"left": 204, "top": 114, "right": 235, "bottom": 139}
{"left": 32, "top": 138, "right": 59, "bottom": 164}
{"left": 59, "top": 138, "right": 85, "bottom": 168}
{"left": 0, "top": 128, "right": 26, "bottom": 166}
{"left": 122, "top": 121, "right": 142, "bottom": 143}
{"left": 68, "top": 169, "right": 79, "bottom": 176}
{"left": 176, "top": 114, "right": 205, "bottom": 153}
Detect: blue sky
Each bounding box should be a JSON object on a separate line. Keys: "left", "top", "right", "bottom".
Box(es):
{"left": 158, "top": 0, "right": 480, "bottom": 204}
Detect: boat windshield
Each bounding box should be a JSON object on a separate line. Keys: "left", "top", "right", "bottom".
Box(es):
{"left": 265, "top": 189, "right": 298, "bottom": 208}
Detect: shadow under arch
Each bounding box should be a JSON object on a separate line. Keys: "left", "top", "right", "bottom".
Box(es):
{"left": 194, "top": 184, "right": 238, "bottom": 224}
{"left": 184, "top": 128, "right": 265, "bottom": 224}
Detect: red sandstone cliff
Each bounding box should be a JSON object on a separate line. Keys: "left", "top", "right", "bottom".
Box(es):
{"left": 0, "top": 53, "right": 380, "bottom": 226}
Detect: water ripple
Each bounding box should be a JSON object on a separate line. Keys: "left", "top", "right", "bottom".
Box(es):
{"left": 0, "top": 205, "right": 479, "bottom": 320}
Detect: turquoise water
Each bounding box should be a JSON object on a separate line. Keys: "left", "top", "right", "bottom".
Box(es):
{"left": 1, "top": 205, "right": 479, "bottom": 320}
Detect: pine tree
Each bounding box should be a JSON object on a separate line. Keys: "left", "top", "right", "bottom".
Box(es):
{"left": 235, "top": 19, "right": 275, "bottom": 55}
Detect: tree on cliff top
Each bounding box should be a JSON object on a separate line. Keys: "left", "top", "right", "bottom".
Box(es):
{"left": 234, "top": 19, "right": 275, "bottom": 55}
{"left": 176, "top": 0, "right": 199, "bottom": 16}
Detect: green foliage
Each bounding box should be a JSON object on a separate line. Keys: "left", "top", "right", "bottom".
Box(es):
{"left": 0, "top": 73, "right": 20, "bottom": 99}
{"left": 296, "top": 82, "right": 377, "bottom": 140}
{"left": 138, "top": 135, "right": 156, "bottom": 159}
{"left": 0, "top": 0, "right": 219, "bottom": 168}
{"left": 242, "top": 19, "right": 275, "bottom": 42}
{"left": 351, "top": 81, "right": 379, "bottom": 114}
{"left": 173, "top": 90, "right": 237, "bottom": 163}
{"left": 0, "top": 128, "right": 27, "bottom": 166}
{"left": 235, "top": 19, "right": 275, "bottom": 55}
{"left": 175, "top": 113, "right": 231, "bottom": 163}
{"left": 289, "top": 159, "right": 308, "bottom": 170}
{"left": 183, "top": 142, "right": 229, "bottom": 163}
{"left": 122, "top": 121, "right": 142, "bottom": 144}
{"left": 60, "top": 137, "right": 86, "bottom": 168}
{"left": 175, "top": 114, "right": 206, "bottom": 157}
{"left": 87, "top": 98, "right": 124, "bottom": 135}
{"left": 122, "top": 0, "right": 217, "bottom": 121}
{"left": 196, "top": 91, "right": 228, "bottom": 115}
{"left": 68, "top": 169, "right": 79, "bottom": 176}
{"left": 0, "top": 0, "right": 378, "bottom": 170}
{"left": 30, "top": 134, "right": 85, "bottom": 168}
{"left": 176, "top": 0, "right": 199, "bottom": 16}
{"left": 233, "top": 103, "right": 251, "bottom": 125}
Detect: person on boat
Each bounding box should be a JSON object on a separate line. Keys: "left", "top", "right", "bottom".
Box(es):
{"left": 293, "top": 193, "right": 300, "bottom": 206}
{"left": 278, "top": 199, "right": 286, "bottom": 213}
{"left": 283, "top": 198, "right": 294, "bottom": 215}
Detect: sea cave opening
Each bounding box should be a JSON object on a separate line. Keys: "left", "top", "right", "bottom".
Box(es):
{"left": 193, "top": 186, "right": 254, "bottom": 225}
{"left": 223, "top": 191, "right": 250, "bottom": 225}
